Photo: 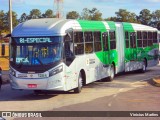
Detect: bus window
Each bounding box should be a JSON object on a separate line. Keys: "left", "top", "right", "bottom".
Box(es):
{"left": 94, "top": 31, "right": 102, "bottom": 52}
{"left": 130, "top": 32, "right": 136, "bottom": 48}
{"left": 125, "top": 31, "right": 129, "bottom": 48}
{"left": 74, "top": 32, "right": 84, "bottom": 43}
{"left": 74, "top": 31, "right": 84, "bottom": 55}
{"left": 84, "top": 32, "right": 93, "bottom": 42}
{"left": 102, "top": 32, "right": 108, "bottom": 51}
{"left": 109, "top": 31, "right": 116, "bottom": 49}
{"left": 142, "top": 31, "right": 148, "bottom": 47}
{"left": 137, "top": 31, "right": 142, "bottom": 47}
{"left": 84, "top": 32, "right": 93, "bottom": 54}
{"left": 153, "top": 32, "right": 158, "bottom": 43}
{"left": 148, "top": 32, "right": 153, "bottom": 46}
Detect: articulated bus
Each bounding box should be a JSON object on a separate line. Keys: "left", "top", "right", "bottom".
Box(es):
{"left": 9, "top": 18, "right": 159, "bottom": 93}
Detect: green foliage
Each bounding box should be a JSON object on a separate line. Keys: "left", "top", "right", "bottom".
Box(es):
{"left": 42, "top": 9, "right": 56, "bottom": 18}
{"left": 114, "top": 9, "right": 140, "bottom": 23}
{"left": 81, "top": 8, "right": 102, "bottom": 21}
{"left": 0, "top": 11, "right": 18, "bottom": 34}
{"left": 28, "top": 9, "right": 41, "bottom": 19}
{"left": 138, "top": 9, "right": 152, "bottom": 25}
{"left": 19, "top": 13, "right": 28, "bottom": 23}
{"left": 66, "top": 11, "right": 80, "bottom": 19}
{"left": 0, "top": 10, "right": 5, "bottom": 33}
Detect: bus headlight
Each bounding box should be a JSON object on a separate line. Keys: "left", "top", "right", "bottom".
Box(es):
{"left": 49, "top": 65, "right": 63, "bottom": 77}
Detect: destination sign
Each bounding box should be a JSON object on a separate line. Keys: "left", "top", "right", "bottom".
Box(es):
{"left": 19, "top": 38, "right": 52, "bottom": 43}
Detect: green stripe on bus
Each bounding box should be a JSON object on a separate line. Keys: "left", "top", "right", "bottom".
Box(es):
{"left": 107, "top": 21, "right": 116, "bottom": 30}
{"left": 123, "top": 22, "right": 134, "bottom": 32}
{"left": 78, "top": 20, "right": 106, "bottom": 31}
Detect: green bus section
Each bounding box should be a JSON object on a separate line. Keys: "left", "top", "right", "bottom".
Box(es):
{"left": 77, "top": 20, "right": 159, "bottom": 68}
{"left": 77, "top": 20, "right": 119, "bottom": 67}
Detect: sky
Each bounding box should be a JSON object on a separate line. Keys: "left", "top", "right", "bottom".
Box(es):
{"left": 0, "top": 0, "right": 160, "bottom": 19}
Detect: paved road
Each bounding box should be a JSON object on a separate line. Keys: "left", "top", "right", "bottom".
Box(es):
{"left": 0, "top": 66, "right": 160, "bottom": 120}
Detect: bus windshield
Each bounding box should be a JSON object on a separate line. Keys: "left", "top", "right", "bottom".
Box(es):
{"left": 10, "top": 37, "right": 63, "bottom": 66}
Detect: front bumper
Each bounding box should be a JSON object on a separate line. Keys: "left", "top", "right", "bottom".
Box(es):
{"left": 9, "top": 74, "right": 65, "bottom": 91}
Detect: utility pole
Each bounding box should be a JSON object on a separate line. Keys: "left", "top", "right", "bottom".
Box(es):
{"left": 9, "top": 0, "right": 13, "bottom": 33}
{"left": 54, "top": 0, "right": 64, "bottom": 18}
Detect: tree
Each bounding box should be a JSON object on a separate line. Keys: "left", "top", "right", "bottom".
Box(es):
{"left": 152, "top": 10, "right": 160, "bottom": 22}
{"left": 28, "top": 9, "right": 41, "bottom": 19}
{"left": 66, "top": 11, "right": 80, "bottom": 19}
{"left": 19, "top": 13, "right": 28, "bottom": 23}
{"left": 115, "top": 9, "right": 139, "bottom": 23}
{"left": 3, "top": 11, "right": 18, "bottom": 33}
{"left": 105, "top": 17, "right": 117, "bottom": 21}
{"left": 81, "top": 8, "right": 102, "bottom": 20}
{"left": 138, "top": 9, "right": 152, "bottom": 25}
{"left": 151, "top": 10, "right": 160, "bottom": 28}
{"left": 42, "top": 9, "right": 55, "bottom": 18}
{"left": 0, "top": 10, "right": 5, "bottom": 33}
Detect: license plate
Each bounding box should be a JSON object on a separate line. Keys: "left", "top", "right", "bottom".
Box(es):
{"left": 28, "top": 84, "right": 37, "bottom": 88}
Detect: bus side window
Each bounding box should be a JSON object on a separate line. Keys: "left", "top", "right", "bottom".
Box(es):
{"left": 102, "top": 32, "right": 108, "bottom": 51}
{"left": 109, "top": 31, "right": 116, "bottom": 49}
{"left": 148, "top": 32, "right": 153, "bottom": 46}
{"left": 125, "top": 31, "right": 129, "bottom": 48}
{"left": 84, "top": 31, "right": 93, "bottom": 54}
{"left": 137, "top": 31, "right": 143, "bottom": 48}
{"left": 142, "top": 32, "right": 148, "bottom": 47}
{"left": 74, "top": 32, "right": 84, "bottom": 55}
{"left": 153, "top": 32, "right": 158, "bottom": 43}
{"left": 130, "top": 32, "right": 136, "bottom": 48}
{"left": 94, "top": 31, "right": 102, "bottom": 52}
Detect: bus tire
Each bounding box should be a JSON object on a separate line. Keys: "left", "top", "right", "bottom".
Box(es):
{"left": 140, "top": 60, "right": 147, "bottom": 73}
{"left": 108, "top": 65, "right": 115, "bottom": 81}
{"left": 74, "top": 73, "right": 83, "bottom": 93}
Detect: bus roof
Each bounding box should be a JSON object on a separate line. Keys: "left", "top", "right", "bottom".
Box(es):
{"left": 12, "top": 18, "right": 158, "bottom": 37}
{"left": 12, "top": 18, "right": 82, "bottom": 37}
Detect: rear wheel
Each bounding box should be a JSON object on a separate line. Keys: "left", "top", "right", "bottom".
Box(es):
{"left": 108, "top": 65, "right": 115, "bottom": 81}
{"left": 74, "top": 73, "right": 83, "bottom": 93}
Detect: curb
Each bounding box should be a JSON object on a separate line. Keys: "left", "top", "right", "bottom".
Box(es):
{"left": 150, "top": 76, "right": 160, "bottom": 87}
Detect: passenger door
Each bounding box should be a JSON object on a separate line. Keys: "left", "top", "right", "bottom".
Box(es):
{"left": 64, "top": 32, "right": 76, "bottom": 90}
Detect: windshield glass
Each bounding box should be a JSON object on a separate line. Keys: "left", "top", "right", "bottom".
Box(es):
{"left": 10, "top": 37, "right": 63, "bottom": 66}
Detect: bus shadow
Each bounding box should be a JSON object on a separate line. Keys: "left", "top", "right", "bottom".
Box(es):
{"left": 0, "top": 89, "right": 76, "bottom": 101}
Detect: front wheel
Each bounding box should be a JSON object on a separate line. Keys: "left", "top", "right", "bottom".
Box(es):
{"left": 74, "top": 73, "right": 83, "bottom": 93}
